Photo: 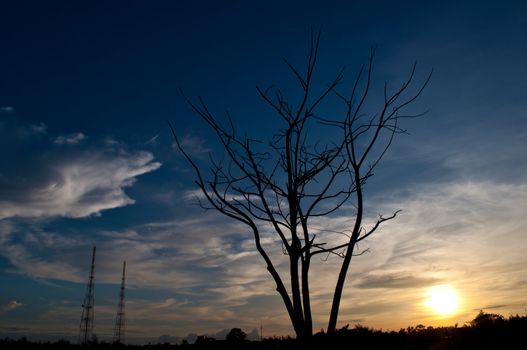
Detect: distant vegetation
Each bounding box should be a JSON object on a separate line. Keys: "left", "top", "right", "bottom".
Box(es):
{"left": 2, "top": 312, "right": 526, "bottom": 349}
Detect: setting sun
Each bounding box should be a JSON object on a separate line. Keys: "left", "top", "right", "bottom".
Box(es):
{"left": 425, "top": 285, "right": 460, "bottom": 316}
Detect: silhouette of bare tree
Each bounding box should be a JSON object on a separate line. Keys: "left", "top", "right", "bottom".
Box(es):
{"left": 171, "top": 30, "right": 431, "bottom": 338}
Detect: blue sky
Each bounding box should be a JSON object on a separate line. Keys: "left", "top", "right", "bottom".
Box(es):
{"left": 1, "top": 0, "right": 526, "bottom": 344}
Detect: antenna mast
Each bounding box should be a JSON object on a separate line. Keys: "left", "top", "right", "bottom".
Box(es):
{"left": 79, "top": 246, "right": 96, "bottom": 344}
{"left": 113, "top": 260, "right": 126, "bottom": 344}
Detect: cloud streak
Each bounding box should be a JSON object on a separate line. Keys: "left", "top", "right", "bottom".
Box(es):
{"left": 355, "top": 273, "right": 442, "bottom": 289}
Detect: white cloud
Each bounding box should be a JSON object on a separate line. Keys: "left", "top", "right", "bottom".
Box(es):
{"left": 53, "top": 132, "right": 86, "bottom": 145}
{"left": 0, "top": 119, "right": 162, "bottom": 220}
{"left": 30, "top": 123, "right": 47, "bottom": 134}
{"left": 0, "top": 150, "right": 161, "bottom": 219}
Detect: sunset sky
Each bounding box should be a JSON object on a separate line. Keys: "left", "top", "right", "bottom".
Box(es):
{"left": 1, "top": 0, "right": 526, "bottom": 345}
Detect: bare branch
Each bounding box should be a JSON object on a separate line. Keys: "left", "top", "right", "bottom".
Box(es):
{"left": 356, "top": 210, "right": 402, "bottom": 243}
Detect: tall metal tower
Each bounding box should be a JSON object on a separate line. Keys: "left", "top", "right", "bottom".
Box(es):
{"left": 79, "top": 246, "right": 96, "bottom": 344}
{"left": 113, "top": 260, "right": 126, "bottom": 344}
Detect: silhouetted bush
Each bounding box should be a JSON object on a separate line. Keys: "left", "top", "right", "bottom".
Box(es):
{"left": 225, "top": 328, "right": 246, "bottom": 342}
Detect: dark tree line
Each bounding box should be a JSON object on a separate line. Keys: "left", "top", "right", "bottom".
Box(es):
{"left": 2, "top": 312, "right": 526, "bottom": 349}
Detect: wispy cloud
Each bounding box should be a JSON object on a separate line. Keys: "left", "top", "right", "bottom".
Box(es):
{"left": 0, "top": 300, "right": 23, "bottom": 313}
{"left": 0, "top": 106, "right": 15, "bottom": 113}
{"left": 30, "top": 123, "right": 47, "bottom": 134}
{"left": 149, "top": 179, "right": 527, "bottom": 331}
{"left": 335, "top": 179, "right": 527, "bottom": 327}
{"left": 0, "top": 117, "right": 47, "bottom": 138}
{"left": 0, "top": 219, "right": 89, "bottom": 282}
{"left": 0, "top": 120, "right": 161, "bottom": 219}
{"left": 173, "top": 134, "right": 211, "bottom": 157}
{"left": 53, "top": 132, "right": 86, "bottom": 145}
{"left": 355, "top": 273, "right": 442, "bottom": 289}
{"left": 0, "top": 150, "right": 161, "bottom": 219}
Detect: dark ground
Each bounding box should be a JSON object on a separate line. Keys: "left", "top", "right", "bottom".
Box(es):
{"left": 2, "top": 312, "right": 526, "bottom": 349}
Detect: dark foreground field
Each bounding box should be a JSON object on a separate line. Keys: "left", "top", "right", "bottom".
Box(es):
{"left": 2, "top": 312, "right": 526, "bottom": 350}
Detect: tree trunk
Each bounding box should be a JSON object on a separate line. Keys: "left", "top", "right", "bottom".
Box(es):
{"left": 301, "top": 257, "right": 313, "bottom": 337}
{"left": 327, "top": 175, "right": 363, "bottom": 334}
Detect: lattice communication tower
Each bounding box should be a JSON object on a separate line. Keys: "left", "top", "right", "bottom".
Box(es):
{"left": 113, "top": 260, "right": 126, "bottom": 344}
{"left": 79, "top": 246, "right": 96, "bottom": 344}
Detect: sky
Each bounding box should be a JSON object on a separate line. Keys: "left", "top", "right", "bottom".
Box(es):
{"left": 1, "top": 0, "right": 527, "bottom": 345}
